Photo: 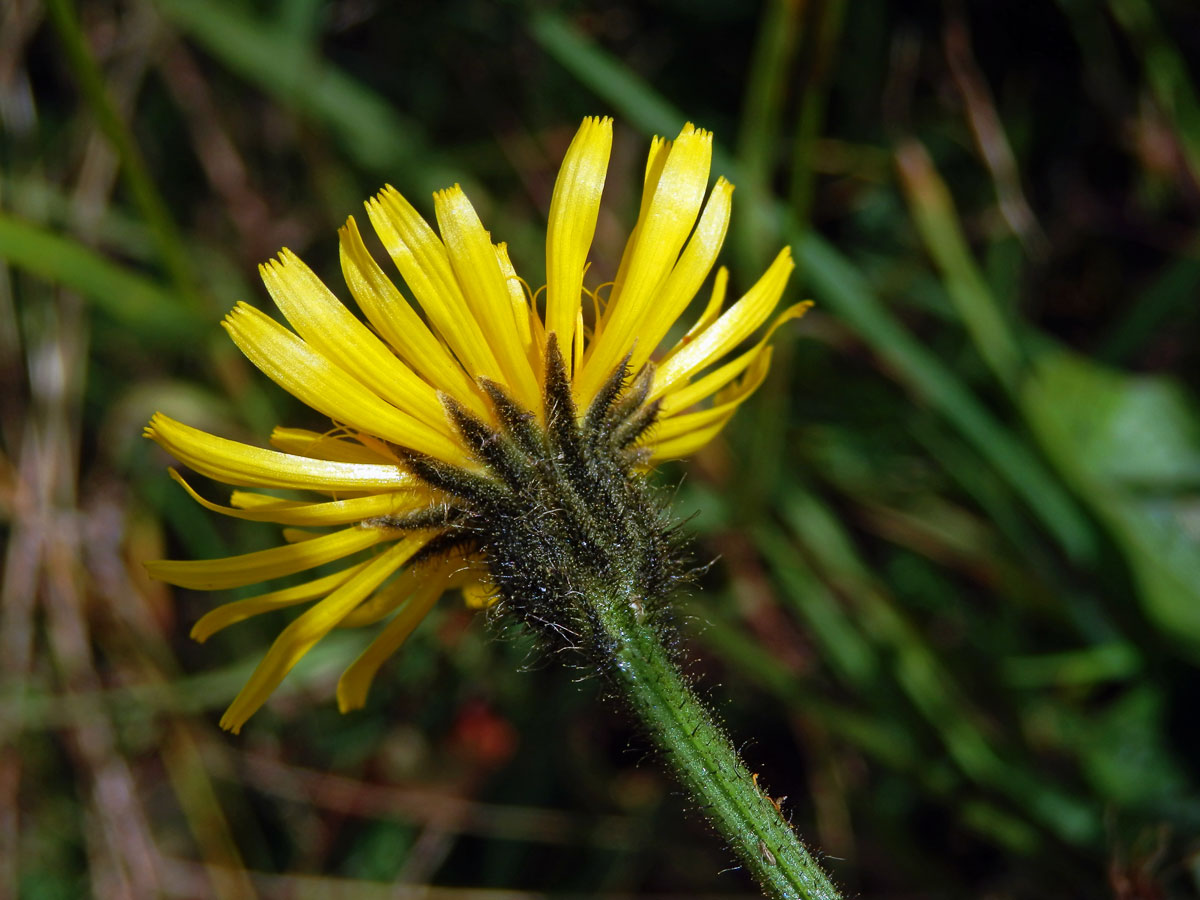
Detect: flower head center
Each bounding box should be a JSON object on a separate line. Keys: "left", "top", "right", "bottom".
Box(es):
{"left": 383, "top": 335, "right": 688, "bottom": 651}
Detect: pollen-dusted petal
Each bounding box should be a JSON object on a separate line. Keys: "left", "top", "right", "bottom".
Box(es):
{"left": 191, "top": 563, "right": 369, "bottom": 642}
{"left": 628, "top": 177, "right": 734, "bottom": 372}
{"left": 658, "top": 302, "right": 811, "bottom": 415}
{"left": 649, "top": 247, "right": 795, "bottom": 400}
{"left": 338, "top": 217, "right": 488, "bottom": 418}
{"left": 434, "top": 186, "right": 541, "bottom": 410}
{"left": 223, "top": 303, "right": 468, "bottom": 465}
{"left": 146, "top": 524, "right": 396, "bottom": 591}
{"left": 220, "top": 533, "right": 432, "bottom": 732}
{"left": 145, "top": 413, "right": 413, "bottom": 492}
{"left": 545, "top": 116, "right": 612, "bottom": 361}
{"left": 260, "top": 250, "right": 451, "bottom": 432}
{"left": 269, "top": 427, "right": 397, "bottom": 464}
{"left": 169, "top": 468, "right": 430, "bottom": 527}
{"left": 335, "top": 564, "right": 452, "bottom": 713}
{"left": 579, "top": 124, "right": 713, "bottom": 401}
{"left": 650, "top": 348, "right": 773, "bottom": 443}
{"left": 366, "top": 186, "right": 504, "bottom": 385}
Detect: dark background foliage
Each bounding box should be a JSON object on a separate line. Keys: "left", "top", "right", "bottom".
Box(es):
{"left": 2, "top": 0, "right": 1199, "bottom": 897}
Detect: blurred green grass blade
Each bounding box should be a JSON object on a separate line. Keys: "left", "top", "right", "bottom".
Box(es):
{"left": 691, "top": 610, "right": 919, "bottom": 767}
{"left": 276, "top": 0, "right": 325, "bottom": 45}
{"left": 736, "top": 0, "right": 798, "bottom": 168}
{"left": 780, "top": 489, "right": 1002, "bottom": 775}
{"left": 1096, "top": 255, "right": 1200, "bottom": 364}
{"left": 529, "top": 12, "right": 689, "bottom": 142}
{"left": 531, "top": 12, "right": 739, "bottom": 186}
{"left": 956, "top": 804, "right": 1040, "bottom": 856}
{"left": 1002, "top": 643, "right": 1141, "bottom": 688}
{"left": 831, "top": 109, "right": 1200, "bottom": 665}
{"left": 795, "top": 231, "right": 1095, "bottom": 561}
{"left": 153, "top": 0, "right": 449, "bottom": 184}
{"left": 779, "top": 485, "right": 1100, "bottom": 846}
{"left": 2, "top": 632, "right": 368, "bottom": 729}
{"left": 1055, "top": 0, "right": 1127, "bottom": 112}
{"left": 907, "top": 419, "right": 1033, "bottom": 554}
{"left": 895, "top": 140, "right": 1024, "bottom": 390}
{"left": 788, "top": 0, "right": 847, "bottom": 229}
{"left": 46, "top": 0, "right": 197, "bottom": 303}
{"left": 1108, "top": 0, "right": 1200, "bottom": 183}
{"left": 4, "top": 173, "right": 155, "bottom": 261}
{"left": 695, "top": 597, "right": 1043, "bottom": 855}
{"left": 733, "top": 1, "right": 807, "bottom": 517}
{"left": 159, "top": 725, "right": 259, "bottom": 899}
{"left": 0, "top": 213, "right": 206, "bottom": 344}
{"left": 753, "top": 523, "right": 878, "bottom": 688}
{"left": 734, "top": 0, "right": 800, "bottom": 271}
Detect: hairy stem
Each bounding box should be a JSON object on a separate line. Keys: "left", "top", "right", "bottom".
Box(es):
{"left": 593, "top": 589, "right": 842, "bottom": 900}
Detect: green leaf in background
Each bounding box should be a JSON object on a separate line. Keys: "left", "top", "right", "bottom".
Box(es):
{"left": 1023, "top": 349, "right": 1200, "bottom": 656}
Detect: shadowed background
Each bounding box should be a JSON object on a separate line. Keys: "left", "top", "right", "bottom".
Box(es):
{"left": 2, "top": 0, "right": 1200, "bottom": 897}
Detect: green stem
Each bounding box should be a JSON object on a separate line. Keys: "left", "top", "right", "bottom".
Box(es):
{"left": 593, "top": 590, "right": 842, "bottom": 900}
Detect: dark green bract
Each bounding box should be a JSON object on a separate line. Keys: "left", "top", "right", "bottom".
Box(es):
{"left": 387, "top": 335, "right": 689, "bottom": 656}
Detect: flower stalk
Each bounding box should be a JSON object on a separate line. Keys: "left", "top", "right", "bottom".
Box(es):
{"left": 593, "top": 581, "right": 841, "bottom": 900}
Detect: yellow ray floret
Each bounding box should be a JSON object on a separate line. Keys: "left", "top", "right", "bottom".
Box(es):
{"left": 145, "top": 525, "right": 397, "bottom": 591}
{"left": 651, "top": 348, "right": 774, "bottom": 446}
{"left": 545, "top": 116, "right": 612, "bottom": 364}
{"left": 146, "top": 117, "right": 807, "bottom": 731}
{"left": 145, "top": 414, "right": 413, "bottom": 492}
{"left": 267, "top": 427, "right": 399, "bottom": 465}
{"left": 336, "top": 561, "right": 459, "bottom": 713}
{"left": 222, "top": 303, "right": 469, "bottom": 465}
{"left": 338, "top": 216, "right": 489, "bottom": 419}
{"left": 578, "top": 124, "right": 714, "bottom": 401}
{"left": 220, "top": 533, "right": 434, "bottom": 733}
{"left": 168, "top": 469, "right": 431, "bottom": 525}
{"left": 191, "top": 563, "right": 370, "bottom": 642}
{"left": 434, "top": 186, "right": 542, "bottom": 409}
{"left": 366, "top": 186, "right": 507, "bottom": 389}
{"left": 658, "top": 302, "right": 812, "bottom": 416}
{"left": 260, "top": 250, "right": 451, "bottom": 431}
{"left": 627, "top": 177, "right": 733, "bottom": 374}
{"left": 650, "top": 247, "right": 796, "bottom": 400}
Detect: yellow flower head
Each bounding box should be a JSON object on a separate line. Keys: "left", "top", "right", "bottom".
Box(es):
{"left": 146, "top": 118, "right": 806, "bottom": 733}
